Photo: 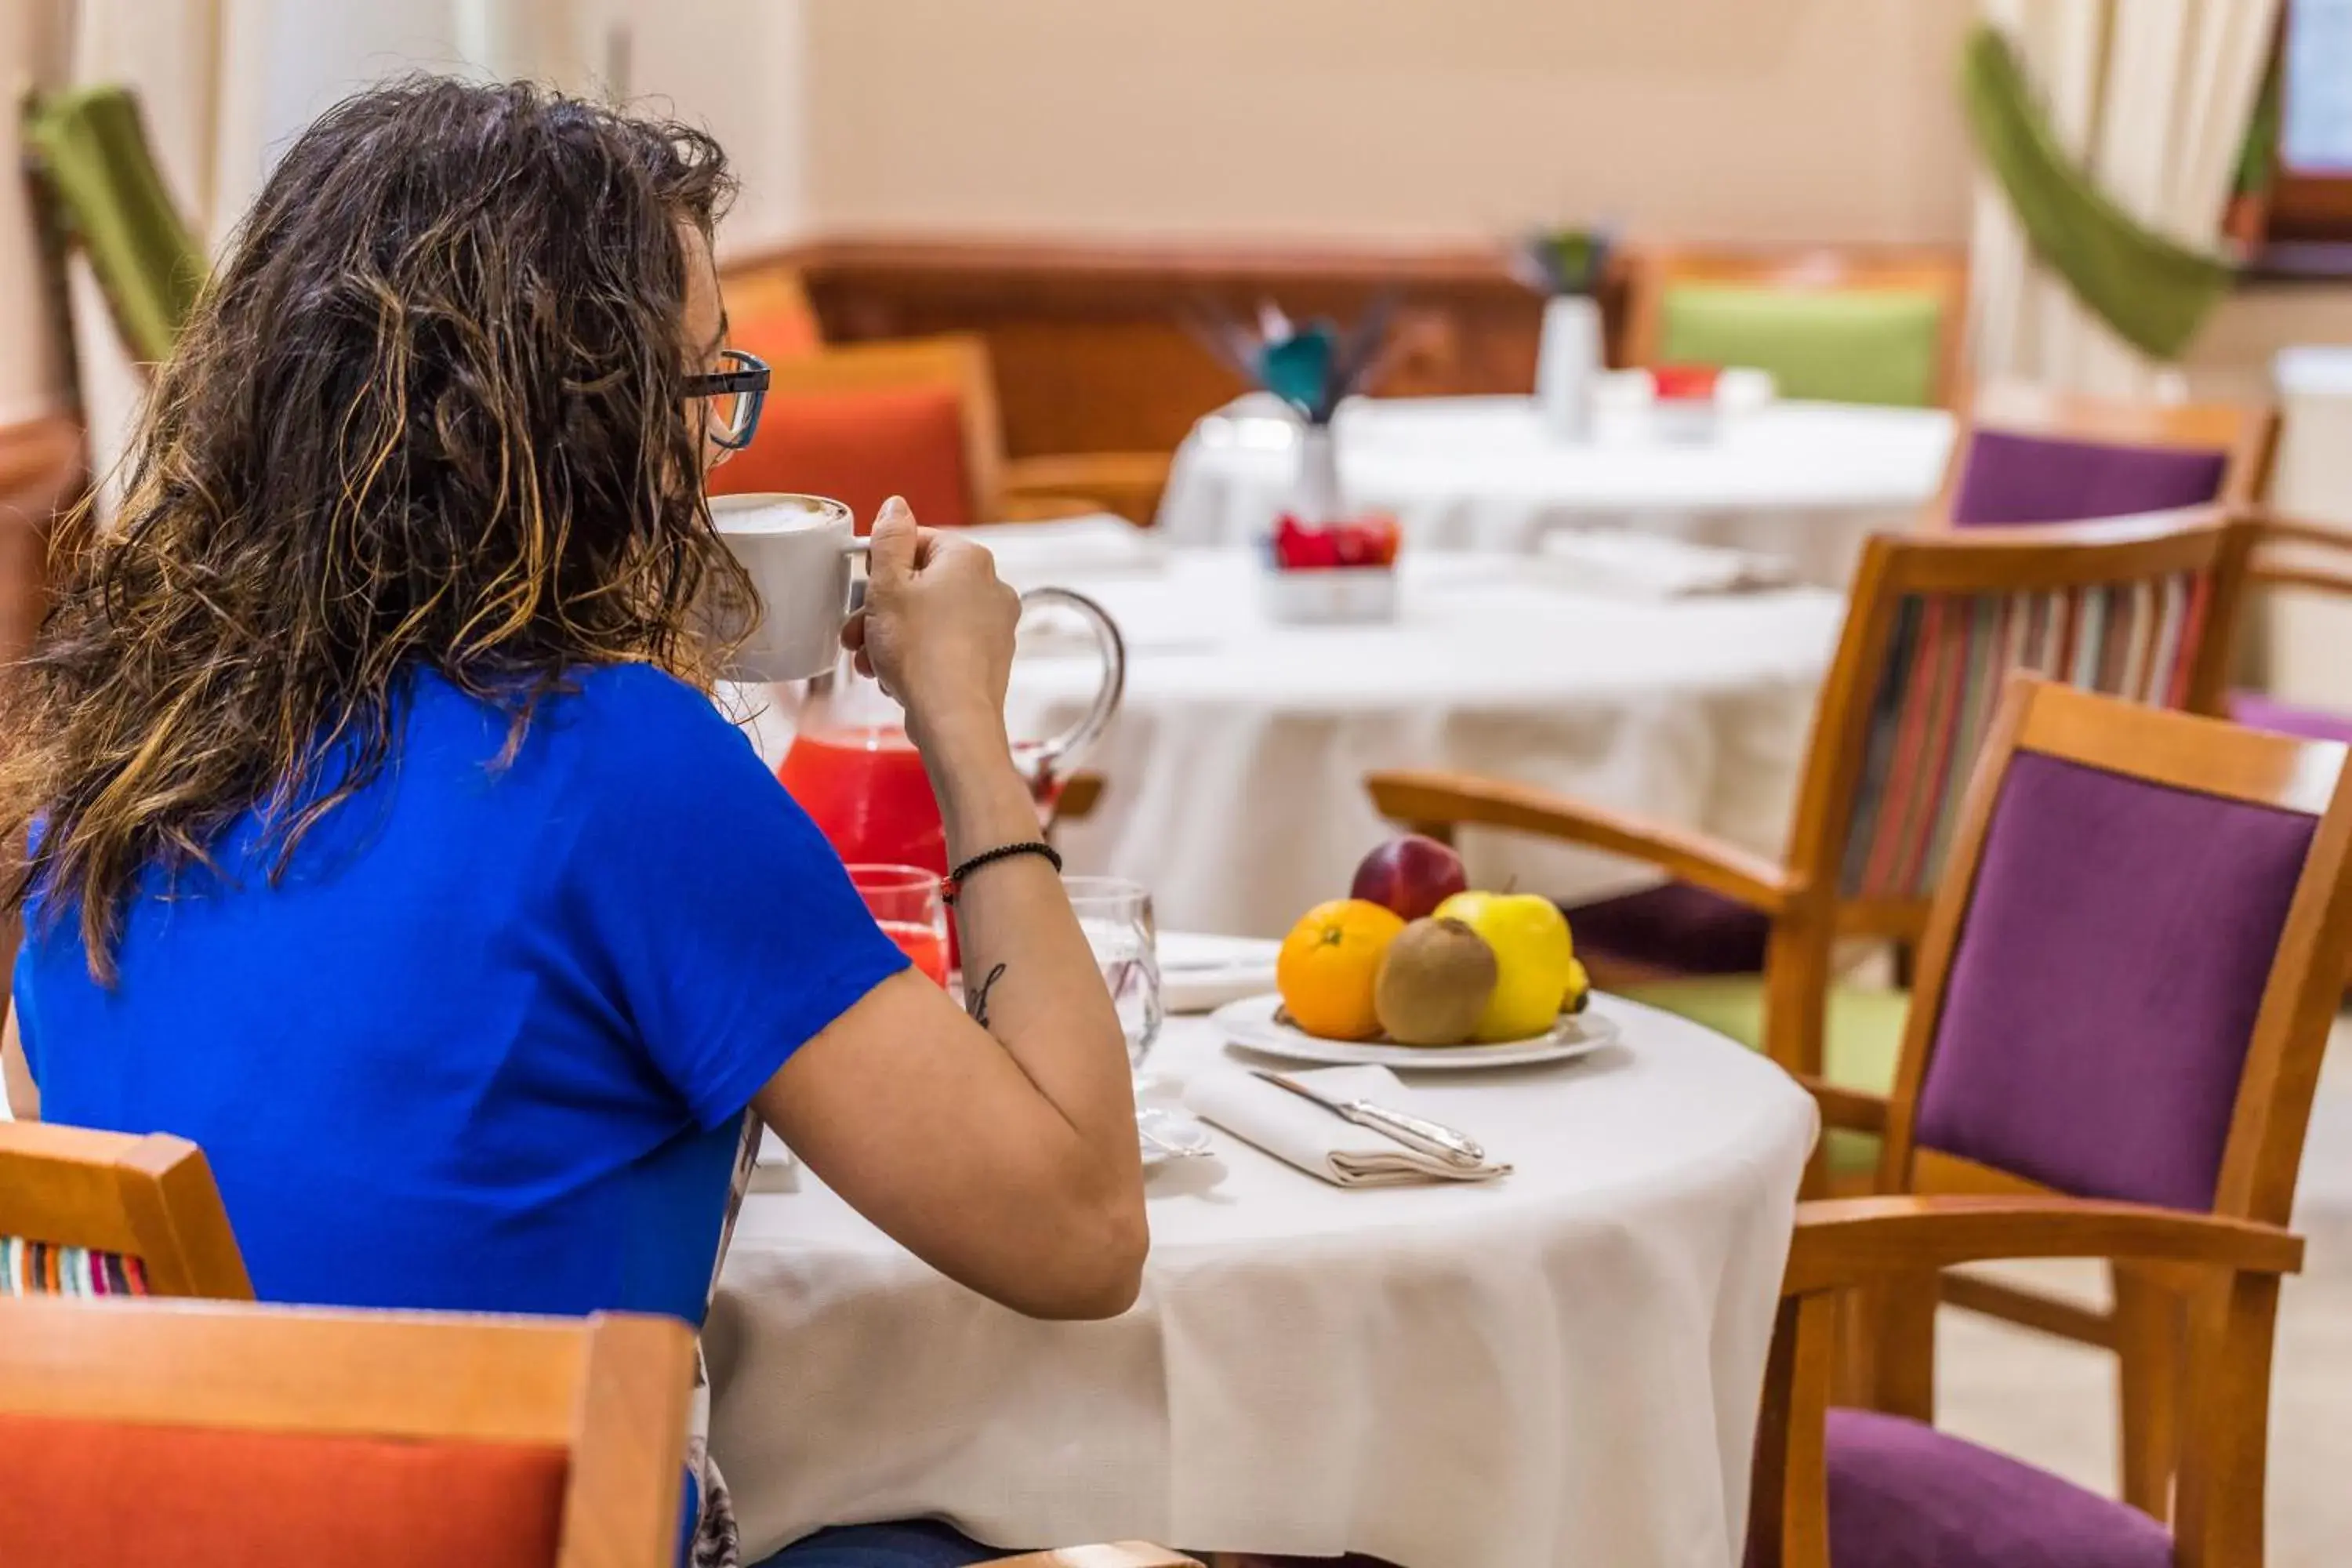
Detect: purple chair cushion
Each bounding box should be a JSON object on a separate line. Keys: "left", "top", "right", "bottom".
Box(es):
{"left": 1950, "top": 429, "right": 2228, "bottom": 527}
{"left": 1827, "top": 1408, "right": 2172, "bottom": 1567}
{"left": 2228, "top": 689, "right": 2352, "bottom": 746}
{"left": 1563, "top": 882, "right": 1769, "bottom": 975}
{"left": 1915, "top": 751, "right": 2313, "bottom": 1209}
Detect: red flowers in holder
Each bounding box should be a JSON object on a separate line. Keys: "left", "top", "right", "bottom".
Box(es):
{"left": 1271, "top": 513, "right": 1402, "bottom": 572}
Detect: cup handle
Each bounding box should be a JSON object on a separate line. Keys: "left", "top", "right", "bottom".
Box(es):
{"left": 1015, "top": 586, "right": 1126, "bottom": 789}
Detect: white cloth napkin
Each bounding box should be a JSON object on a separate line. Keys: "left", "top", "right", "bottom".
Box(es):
{"left": 1534, "top": 528, "right": 1793, "bottom": 599}
{"left": 964, "top": 516, "right": 1167, "bottom": 587}
{"left": 1157, "top": 931, "right": 1281, "bottom": 1014}
{"left": 1184, "top": 1064, "right": 1511, "bottom": 1187}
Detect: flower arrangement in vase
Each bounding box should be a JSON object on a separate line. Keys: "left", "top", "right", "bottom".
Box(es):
{"left": 1514, "top": 226, "right": 1617, "bottom": 441}
{"left": 1191, "top": 299, "right": 1405, "bottom": 622}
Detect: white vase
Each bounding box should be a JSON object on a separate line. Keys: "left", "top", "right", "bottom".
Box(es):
{"left": 1535, "top": 293, "right": 1602, "bottom": 441}
{"left": 1289, "top": 420, "right": 1345, "bottom": 523}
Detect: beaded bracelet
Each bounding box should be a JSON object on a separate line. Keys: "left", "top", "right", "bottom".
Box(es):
{"left": 940, "top": 840, "right": 1063, "bottom": 906}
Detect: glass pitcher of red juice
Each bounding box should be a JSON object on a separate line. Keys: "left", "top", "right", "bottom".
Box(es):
{"left": 778, "top": 586, "right": 1126, "bottom": 887}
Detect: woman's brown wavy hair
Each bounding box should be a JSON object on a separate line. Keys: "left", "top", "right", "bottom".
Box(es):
{"left": 1, "top": 78, "right": 753, "bottom": 978}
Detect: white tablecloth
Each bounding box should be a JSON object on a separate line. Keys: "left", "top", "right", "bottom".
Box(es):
{"left": 1007, "top": 551, "right": 1842, "bottom": 937}
{"left": 707, "top": 1001, "right": 1818, "bottom": 1566}
{"left": 1157, "top": 395, "right": 1955, "bottom": 586}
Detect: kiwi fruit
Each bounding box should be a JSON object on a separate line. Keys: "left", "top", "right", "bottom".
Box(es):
{"left": 1374, "top": 917, "right": 1499, "bottom": 1046}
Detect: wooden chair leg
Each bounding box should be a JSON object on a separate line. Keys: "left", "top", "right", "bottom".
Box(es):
{"left": 2114, "top": 1263, "right": 2187, "bottom": 1523}
{"left": 1859, "top": 1269, "right": 1939, "bottom": 1423}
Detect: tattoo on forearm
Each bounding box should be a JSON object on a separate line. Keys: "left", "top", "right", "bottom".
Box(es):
{"left": 967, "top": 962, "right": 1007, "bottom": 1028}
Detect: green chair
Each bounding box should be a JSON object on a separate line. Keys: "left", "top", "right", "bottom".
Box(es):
{"left": 22, "top": 84, "right": 207, "bottom": 367}
{"left": 1368, "top": 510, "right": 2252, "bottom": 1189}
{"left": 1628, "top": 248, "right": 1962, "bottom": 408}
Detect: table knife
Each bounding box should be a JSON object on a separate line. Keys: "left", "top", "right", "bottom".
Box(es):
{"left": 1250, "top": 1069, "right": 1487, "bottom": 1167}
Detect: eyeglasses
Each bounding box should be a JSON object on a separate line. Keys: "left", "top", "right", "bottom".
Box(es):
{"left": 684, "top": 347, "right": 770, "bottom": 454}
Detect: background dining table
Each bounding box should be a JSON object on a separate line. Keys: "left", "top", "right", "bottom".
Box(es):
{"left": 1156, "top": 394, "right": 1956, "bottom": 586}
{"left": 706, "top": 1002, "right": 1819, "bottom": 1566}
{"left": 729, "top": 539, "right": 1845, "bottom": 938}
{"left": 1005, "top": 548, "right": 1841, "bottom": 937}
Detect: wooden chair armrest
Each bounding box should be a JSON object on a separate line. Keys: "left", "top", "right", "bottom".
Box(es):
{"left": 1000, "top": 452, "right": 1173, "bottom": 525}
{"left": 1791, "top": 1076, "right": 1887, "bottom": 1134}
{"left": 1002, "top": 452, "right": 1173, "bottom": 492}
{"left": 2253, "top": 512, "right": 2352, "bottom": 554}
{"left": 1784, "top": 1196, "right": 2303, "bottom": 1298}
{"left": 993, "top": 492, "right": 1120, "bottom": 523}
{"left": 1364, "top": 769, "right": 1798, "bottom": 915}
{"left": 979, "top": 1546, "right": 1202, "bottom": 1567}
{"left": 2251, "top": 511, "right": 2352, "bottom": 596}
{"left": 2250, "top": 561, "right": 2352, "bottom": 597}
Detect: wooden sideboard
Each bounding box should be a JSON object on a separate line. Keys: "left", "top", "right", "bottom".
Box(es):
{"left": 726, "top": 235, "right": 1577, "bottom": 460}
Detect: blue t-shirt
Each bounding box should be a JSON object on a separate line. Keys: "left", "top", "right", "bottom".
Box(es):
{"left": 14, "top": 663, "right": 906, "bottom": 1324}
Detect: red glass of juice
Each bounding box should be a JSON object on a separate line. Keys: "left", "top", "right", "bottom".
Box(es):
{"left": 842, "top": 862, "right": 950, "bottom": 986}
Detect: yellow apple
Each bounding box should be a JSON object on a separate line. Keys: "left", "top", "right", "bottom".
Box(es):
{"left": 1431, "top": 891, "right": 1577, "bottom": 1041}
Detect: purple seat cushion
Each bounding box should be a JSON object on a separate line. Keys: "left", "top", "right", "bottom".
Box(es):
{"left": 1950, "top": 429, "right": 2228, "bottom": 527}
{"left": 1827, "top": 1408, "right": 2172, "bottom": 1568}
{"left": 1915, "top": 752, "right": 2313, "bottom": 1209}
{"left": 1563, "top": 882, "right": 1769, "bottom": 975}
{"left": 2227, "top": 689, "right": 2352, "bottom": 746}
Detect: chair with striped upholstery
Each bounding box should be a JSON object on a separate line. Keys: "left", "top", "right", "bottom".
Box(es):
{"left": 1368, "top": 509, "right": 2255, "bottom": 1180}
{"left": 1568, "top": 384, "right": 2276, "bottom": 984}
{"left": 0, "top": 1121, "right": 252, "bottom": 1300}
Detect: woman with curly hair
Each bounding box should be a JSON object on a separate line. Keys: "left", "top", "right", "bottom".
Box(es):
{"left": 0, "top": 78, "right": 1144, "bottom": 1567}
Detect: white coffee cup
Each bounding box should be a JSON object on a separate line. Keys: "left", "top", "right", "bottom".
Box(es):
{"left": 709, "top": 493, "right": 867, "bottom": 681}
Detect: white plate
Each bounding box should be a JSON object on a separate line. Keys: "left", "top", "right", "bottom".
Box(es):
{"left": 1210, "top": 993, "right": 1619, "bottom": 1070}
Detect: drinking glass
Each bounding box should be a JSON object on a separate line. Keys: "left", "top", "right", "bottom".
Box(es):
{"left": 1064, "top": 876, "right": 1162, "bottom": 1074}
{"left": 846, "top": 863, "right": 950, "bottom": 986}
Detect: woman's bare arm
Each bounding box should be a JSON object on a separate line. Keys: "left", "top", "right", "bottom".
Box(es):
{"left": 3, "top": 1004, "right": 38, "bottom": 1121}
{"left": 752, "top": 503, "right": 1144, "bottom": 1319}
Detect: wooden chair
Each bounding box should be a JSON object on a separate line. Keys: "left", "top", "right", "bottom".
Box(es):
{"left": 0, "top": 1131, "right": 1191, "bottom": 1566}
{"left": 1369, "top": 510, "right": 2256, "bottom": 1145}
{"left": 1621, "top": 245, "right": 1967, "bottom": 408}
{"left": 724, "top": 265, "right": 825, "bottom": 361}
{"left": 1748, "top": 675, "right": 2352, "bottom": 1563}
{"left": 707, "top": 331, "right": 1172, "bottom": 527}
{"left": 0, "top": 1120, "right": 251, "bottom": 1298}
{"left": 1931, "top": 379, "right": 2279, "bottom": 527}
{"left": 0, "top": 1293, "right": 695, "bottom": 1567}
{"left": 1752, "top": 1197, "right": 2300, "bottom": 1568}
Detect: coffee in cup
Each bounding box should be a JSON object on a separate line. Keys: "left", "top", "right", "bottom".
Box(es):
{"left": 707, "top": 493, "right": 865, "bottom": 682}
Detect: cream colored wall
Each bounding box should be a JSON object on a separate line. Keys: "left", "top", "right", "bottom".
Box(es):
{"left": 800, "top": 0, "right": 1978, "bottom": 245}
{"left": 609, "top": 0, "right": 808, "bottom": 254}
{"left": 2185, "top": 288, "right": 2352, "bottom": 405}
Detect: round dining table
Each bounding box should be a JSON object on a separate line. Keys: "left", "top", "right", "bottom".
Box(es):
{"left": 707, "top": 1001, "right": 1817, "bottom": 1566}
{"left": 1156, "top": 394, "right": 1955, "bottom": 586}
{"left": 1002, "top": 548, "right": 1842, "bottom": 937}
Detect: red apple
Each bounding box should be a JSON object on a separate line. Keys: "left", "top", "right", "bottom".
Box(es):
{"left": 1350, "top": 834, "right": 1469, "bottom": 921}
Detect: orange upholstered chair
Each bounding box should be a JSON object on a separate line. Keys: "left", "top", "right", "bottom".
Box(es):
{"left": 706, "top": 333, "right": 1164, "bottom": 528}
{"left": 724, "top": 267, "right": 825, "bottom": 364}
{"left": 0, "top": 1294, "right": 696, "bottom": 1568}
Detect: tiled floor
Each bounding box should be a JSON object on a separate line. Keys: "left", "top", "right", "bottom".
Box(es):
{"left": 1936, "top": 1018, "right": 2352, "bottom": 1566}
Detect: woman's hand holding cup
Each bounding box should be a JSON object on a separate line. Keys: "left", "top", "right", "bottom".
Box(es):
{"left": 844, "top": 496, "right": 1020, "bottom": 756}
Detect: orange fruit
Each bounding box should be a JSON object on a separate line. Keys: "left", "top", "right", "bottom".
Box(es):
{"left": 1277, "top": 898, "right": 1406, "bottom": 1040}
